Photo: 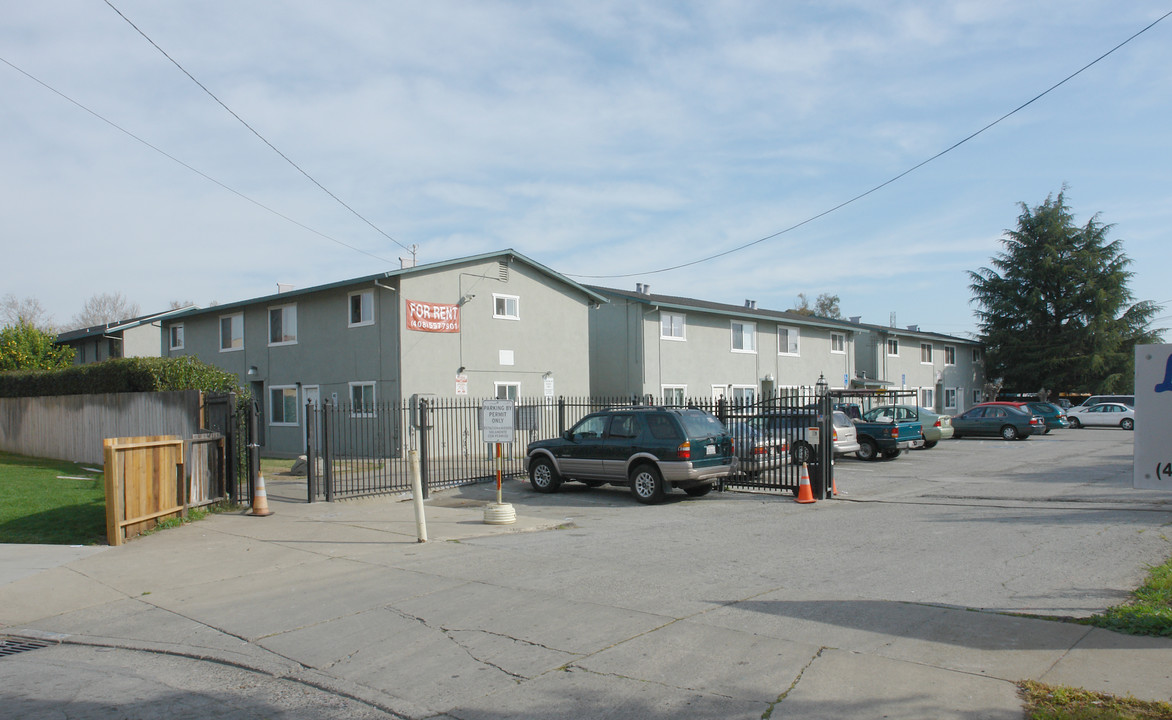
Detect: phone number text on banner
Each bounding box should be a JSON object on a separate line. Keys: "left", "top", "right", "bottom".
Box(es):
{"left": 406, "top": 299, "right": 460, "bottom": 333}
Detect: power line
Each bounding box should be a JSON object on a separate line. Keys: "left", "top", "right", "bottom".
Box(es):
{"left": 103, "top": 0, "right": 416, "bottom": 259}
{"left": 567, "top": 10, "right": 1172, "bottom": 280}
{"left": 0, "top": 56, "right": 399, "bottom": 266}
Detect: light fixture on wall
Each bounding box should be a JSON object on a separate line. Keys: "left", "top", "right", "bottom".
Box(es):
{"left": 458, "top": 366, "right": 466, "bottom": 374}
{"left": 247, "top": 366, "right": 258, "bottom": 377}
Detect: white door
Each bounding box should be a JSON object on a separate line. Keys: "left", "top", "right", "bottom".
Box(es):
{"left": 303, "top": 385, "right": 320, "bottom": 451}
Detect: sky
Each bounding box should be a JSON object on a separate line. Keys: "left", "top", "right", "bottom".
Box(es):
{"left": 2, "top": 1, "right": 1170, "bottom": 338}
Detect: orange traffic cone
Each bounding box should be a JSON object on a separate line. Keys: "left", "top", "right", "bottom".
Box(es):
{"left": 250, "top": 473, "right": 273, "bottom": 516}
{"left": 795, "top": 463, "right": 816, "bottom": 504}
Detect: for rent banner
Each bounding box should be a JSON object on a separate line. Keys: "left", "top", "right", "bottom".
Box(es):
{"left": 406, "top": 299, "right": 460, "bottom": 333}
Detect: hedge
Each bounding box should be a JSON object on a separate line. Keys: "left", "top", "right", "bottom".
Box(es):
{"left": 0, "top": 356, "right": 243, "bottom": 398}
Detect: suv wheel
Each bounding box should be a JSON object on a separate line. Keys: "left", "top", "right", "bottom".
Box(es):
{"left": 629, "top": 464, "right": 666, "bottom": 504}
{"left": 528, "top": 456, "right": 562, "bottom": 493}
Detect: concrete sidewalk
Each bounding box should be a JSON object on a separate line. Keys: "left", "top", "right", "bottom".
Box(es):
{"left": 2, "top": 473, "right": 1172, "bottom": 719}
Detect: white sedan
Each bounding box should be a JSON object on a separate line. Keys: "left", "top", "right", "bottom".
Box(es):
{"left": 1066, "top": 402, "right": 1135, "bottom": 430}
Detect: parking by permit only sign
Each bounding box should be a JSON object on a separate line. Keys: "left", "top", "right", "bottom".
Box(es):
{"left": 479, "top": 399, "right": 516, "bottom": 444}
{"left": 1134, "top": 344, "right": 1172, "bottom": 490}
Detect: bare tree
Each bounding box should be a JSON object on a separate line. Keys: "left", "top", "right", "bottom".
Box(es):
{"left": 69, "top": 292, "right": 141, "bottom": 330}
{"left": 792, "top": 293, "right": 813, "bottom": 315}
{"left": 169, "top": 299, "right": 196, "bottom": 310}
{"left": 1, "top": 294, "right": 55, "bottom": 331}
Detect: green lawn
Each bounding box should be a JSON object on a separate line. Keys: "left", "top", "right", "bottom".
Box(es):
{"left": 0, "top": 451, "right": 106, "bottom": 545}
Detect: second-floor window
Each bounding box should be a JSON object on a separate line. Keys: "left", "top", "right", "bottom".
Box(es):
{"left": 349, "top": 290, "right": 374, "bottom": 327}
{"left": 269, "top": 304, "right": 297, "bottom": 345}
{"left": 731, "top": 320, "right": 756, "bottom": 353}
{"left": 944, "top": 345, "right": 956, "bottom": 366}
{"left": 661, "top": 312, "right": 685, "bottom": 340}
{"left": 219, "top": 313, "right": 243, "bottom": 352}
{"left": 493, "top": 294, "right": 519, "bottom": 320}
{"left": 831, "top": 333, "right": 846, "bottom": 354}
{"left": 169, "top": 324, "right": 184, "bottom": 351}
{"left": 921, "top": 343, "right": 933, "bottom": 364}
{"left": 886, "top": 338, "right": 899, "bottom": 356}
{"left": 778, "top": 326, "right": 799, "bottom": 355}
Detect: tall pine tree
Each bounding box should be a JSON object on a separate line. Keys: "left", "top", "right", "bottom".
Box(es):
{"left": 969, "top": 189, "right": 1162, "bottom": 394}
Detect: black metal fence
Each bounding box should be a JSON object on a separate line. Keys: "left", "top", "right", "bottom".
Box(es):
{"left": 303, "top": 391, "right": 838, "bottom": 502}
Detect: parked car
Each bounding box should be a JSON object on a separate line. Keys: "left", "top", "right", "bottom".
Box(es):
{"left": 1075, "top": 395, "right": 1135, "bottom": 409}
{"left": 830, "top": 410, "right": 862, "bottom": 456}
{"left": 858, "top": 405, "right": 953, "bottom": 449}
{"left": 524, "top": 406, "right": 735, "bottom": 504}
{"left": 1025, "top": 402, "right": 1070, "bottom": 432}
{"left": 726, "top": 421, "right": 787, "bottom": 477}
{"left": 851, "top": 409, "right": 924, "bottom": 461}
{"left": 745, "top": 411, "right": 819, "bottom": 464}
{"left": 1066, "top": 402, "right": 1135, "bottom": 430}
{"left": 951, "top": 403, "right": 1043, "bottom": 440}
{"left": 977, "top": 401, "right": 1051, "bottom": 435}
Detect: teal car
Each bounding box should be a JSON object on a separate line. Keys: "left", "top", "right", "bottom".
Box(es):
{"left": 1026, "top": 402, "right": 1069, "bottom": 432}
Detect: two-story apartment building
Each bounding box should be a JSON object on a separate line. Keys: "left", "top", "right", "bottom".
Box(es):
{"left": 163, "top": 250, "right": 606, "bottom": 455}
{"left": 57, "top": 307, "right": 196, "bottom": 365}
{"left": 849, "top": 319, "right": 986, "bottom": 414}
{"left": 586, "top": 285, "right": 866, "bottom": 402}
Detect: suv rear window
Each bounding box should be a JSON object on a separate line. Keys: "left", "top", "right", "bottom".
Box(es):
{"left": 678, "top": 410, "right": 725, "bottom": 437}
{"left": 646, "top": 413, "right": 682, "bottom": 440}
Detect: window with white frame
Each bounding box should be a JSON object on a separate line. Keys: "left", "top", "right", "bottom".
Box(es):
{"left": 661, "top": 312, "right": 685, "bottom": 340}
{"left": 169, "top": 324, "right": 184, "bottom": 351}
{"left": 495, "top": 382, "right": 520, "bottom": 400}
{"left": 886, "top": 338, "right": 899, "bottom": 356}
{"left": 920, "top": 388, "right": 934, "bottom": 408}
{"left": 269, "top": 304, "right": 297, "bottom": 345}
{"left": 831, "top": 332, "right": 846, "bottom": 354}
{"left": 944, "top": 387, "right": 958, "bottom": 410}
{"left": 219, "top": 313, "right": 243, "bottom": 352}
{"left": 944, "top": 345, "right": 956, "bottom": 366}
{"left": 778, "top": 325, "right": 800, "bottom": 355}
{"left": 662, "top": 385, "right": 687, "bottom": 405}
{"left": 731, "top": 385, "right": 756, "bottom": 407}
{"left": 348, "top": 290, "right": 374, "bottom": 327}
{"left": 349, "top": 381, "right": 376, "bottom": 417}
{"left": 973, "top": 389, "right": 983, "bottom": 405}
{"left": 269, "top": 386, "right": 299, "bottom": 426}
{"left": 731, "top": 320, "right": 756, "bottom": 353}
{"left": 493, "top": 294, "right": 519, "bottom": 320}
{"left": 920, "top": 343, "right": 933, "bottom": 364}
{"left": 972, "top": 347, "right": 982, "bottom": 363}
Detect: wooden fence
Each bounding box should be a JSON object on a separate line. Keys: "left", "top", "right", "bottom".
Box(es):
{"left": 0, "top": 391, "right": 203, "bottom": 465}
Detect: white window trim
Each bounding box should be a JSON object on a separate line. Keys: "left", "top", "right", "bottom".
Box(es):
{"left": 268, "top": 303, "right": 298, "bottom": 347}
{"left": 920, "top": 388, "right": 934, "bottom": 408}
{"left": 944, "top": 387, "right": 959, "bottom": 410}
{"left": 493, "top": 293, "right": 520, "bottom": 321}
{"left": 219, "top": 313, "right": 244, "bottom": 353}
{"left": 920, "top": 343, "right": 934, "bottom": 365}
{"left": 972, "top": 348, "right": 982, "bottom": 363}
{"left": 169, "top": 323, "right": 185, "bottom": 351}
{"left": 830, "top": 332, "right": 846, "bottom": 355}
{"left": 661, "top": 384, "right": 687, "bottom": 405}
{"left": 494, "top": 381, "right": 521, "bottom": 400}
{"left": 269, "top": 385, "right": 300, "bottom": 427}
{"left": 777, "top": 325, "right": 800, "bottom": 356}
{"left": 731, "top": 320, "right": 757, "bottom": 354}
{"left": 886, "top": 338, "right": 899, "bottom": 357}
{"left": 731, "top": 384, "right": 757, "bottom": 406}
{"left": 661, "top": 312, "right": 686, "bottom": 341}
{"left": 944, "top": 345, "right": 957, "bottom": 366}
{"left": 348, "top": 381, "right": 376, "bottom": 418}
{"left": 348, "top": 290, "right": 375, "bottom": 328}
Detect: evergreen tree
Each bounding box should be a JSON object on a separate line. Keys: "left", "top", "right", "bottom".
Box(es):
{"left": 0, "top": 320, "right": 75, "bottom": 371}
{"left": 969, "top": 189, "right": 1162, "bottom": 394}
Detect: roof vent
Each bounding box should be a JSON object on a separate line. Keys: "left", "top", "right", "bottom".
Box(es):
{"left": 276, "top": 283, "right": 295, "bottom": 293}
{"left": 640, "top": 283, "right": 651, "bottom": 295}
{"left": 635, "top": 283, "right": 643, "bottom": 294}
{"left": 745, "top": 300, "right": 757, "bottom": 309}
{"left": 400, "top": 256, "right": 416, "bottom": 269}
{"left": 849, "top": 316, "right": 862, "bottom": 324}
{"left": 907, "top": 324, "right": 919, "bottom": 331}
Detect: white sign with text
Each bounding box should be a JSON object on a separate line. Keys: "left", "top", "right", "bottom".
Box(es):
{"left": 1134, "top": 344, "right": 1172, "bottom": 490}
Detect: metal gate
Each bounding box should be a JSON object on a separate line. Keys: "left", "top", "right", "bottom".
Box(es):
{"left": 202, "top": 392, "right": 249, "bottom": 504}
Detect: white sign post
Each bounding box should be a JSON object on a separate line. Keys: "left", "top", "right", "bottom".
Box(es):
{"left": 479, "top": 400, "right": 517, "bottom": 524}
{"left": 1134, "top": 344, "right": 1172, "bottom": 490}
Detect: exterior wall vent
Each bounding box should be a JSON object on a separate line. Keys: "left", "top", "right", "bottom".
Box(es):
{"left": 498, "top": 260, "right": 509, "bottom": 282}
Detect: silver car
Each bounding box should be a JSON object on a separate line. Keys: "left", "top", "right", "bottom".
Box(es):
{"left": 831, "top": 411, "right": 861, "bottom": 456}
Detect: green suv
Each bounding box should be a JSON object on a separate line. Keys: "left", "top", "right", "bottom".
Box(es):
{"left": 524, "top": 407, "right": 735, "bottom": 504}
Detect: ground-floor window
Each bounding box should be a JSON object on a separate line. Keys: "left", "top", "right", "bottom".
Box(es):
{"left": 944, "top": 387, "right": 958, "bottom": 410}
{"left": 270, "top": 386, "right": 299, "bottom": 426}
{"left": 920, "top": 388, "right": 934, "bottom": 409}
{"left": 349, "top": 381, "right": 376, "bottom": 417}
{"left": 495, "top": 382, "right": 520, "bottom": 400}
{"left": 661, "top": 385, "right": 687, "bottom": 406}
{"left": 731, "top": 385, "right": 756, "bottom": 407}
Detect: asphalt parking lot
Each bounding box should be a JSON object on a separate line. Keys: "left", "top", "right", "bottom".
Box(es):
{"left": 2, "top": 425, "right": 1170, "bottom": 719}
